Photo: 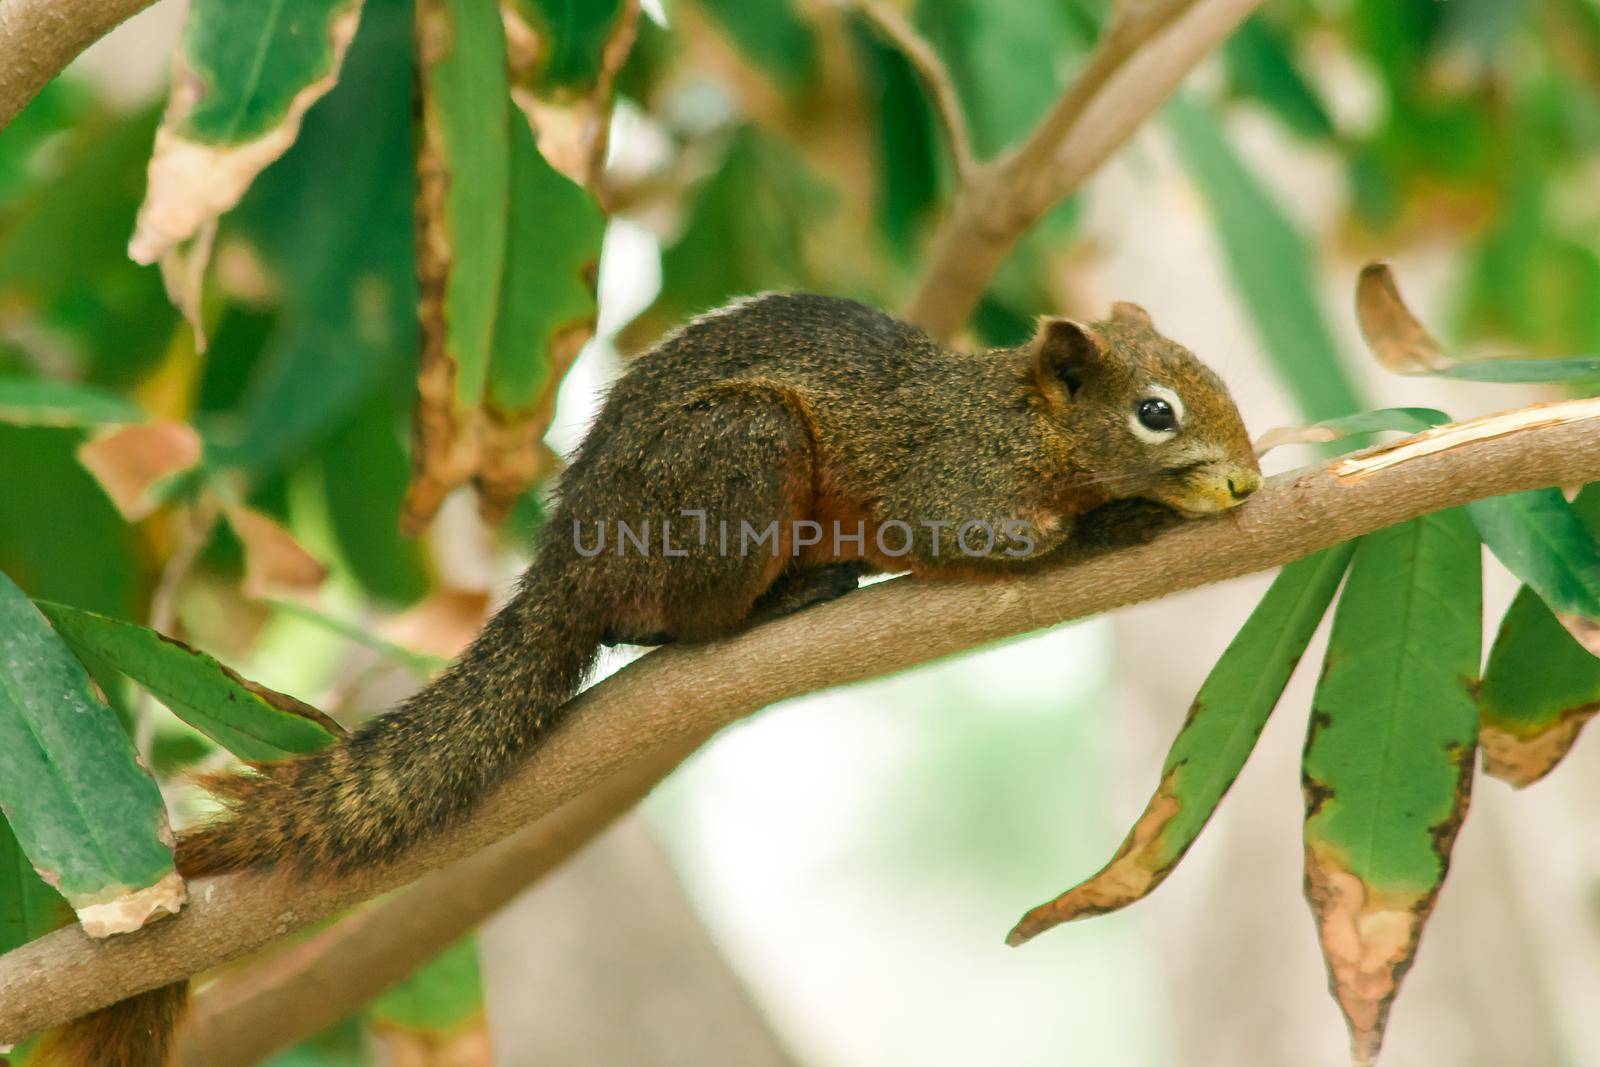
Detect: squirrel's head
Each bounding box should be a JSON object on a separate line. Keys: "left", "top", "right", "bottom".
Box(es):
{"left": 1027, "top": 302, "right": 1261, "bottom": 515}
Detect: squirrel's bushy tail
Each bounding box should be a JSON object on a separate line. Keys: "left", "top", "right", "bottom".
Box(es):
{"left": 181, "top": 548, "right": 602, "bottom": 878}
{"left": 31, "top": 981, "right": 187, "bottom": 1067}
{"left": 36, "top": 551, "right": 600, "bottom": 1066}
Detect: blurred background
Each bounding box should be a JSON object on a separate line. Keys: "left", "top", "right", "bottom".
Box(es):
{"left": 2, "top": 0, "right": 1599, "bottom": 1064}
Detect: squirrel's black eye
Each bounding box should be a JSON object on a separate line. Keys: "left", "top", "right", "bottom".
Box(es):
{"left": 1137, "top": 397, "right": 1177, "bottom": 432}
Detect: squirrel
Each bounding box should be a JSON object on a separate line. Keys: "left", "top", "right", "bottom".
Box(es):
{"left": 39, "top": 293, "right": 1260, "bottom": 1065}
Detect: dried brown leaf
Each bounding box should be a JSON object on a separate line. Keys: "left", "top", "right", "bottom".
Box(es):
{"left": 383, "top": 589, "right": 491, "bottom": 660}
{"left": 1354, "top": 262, "right": 1455, "bottom": 374}
{"left": 224, "top": 506, "right": 328, "bottom": 600}
{"left": 1481, "top": 705, "right": 1600, "bottom": 788}
{"left": 401, "top": 10, "right": 482, "bottom": 536}
{"left": 1304, "top": 843, "right": 1424, "bottom": 1067}
{"left": 76, "top": 422, "right": 203, "bottom": 521}
{"left": 503, "top": 0, "right": 640, "bottom": 190}
{"left": 475, "top": 323, "right": 586, "bottom": 524}
{"left": 75, "top": 870, "right": 187, "bottom": 938}
{"left": 128, "top": 7, "right": 362, "bottom": 266}
{"left": 1007, "top": 772, "right": 1181, "bottom": 945}
{"left": 1252, "top": 424, "right": 1341, "bottom": 456}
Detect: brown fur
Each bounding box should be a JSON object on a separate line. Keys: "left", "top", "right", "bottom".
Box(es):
{"left": 31, "top": 982, "right": 187, "bottom": 1067}
{"left": 62, "top": 294, "right": 1259, "bottom": 1062}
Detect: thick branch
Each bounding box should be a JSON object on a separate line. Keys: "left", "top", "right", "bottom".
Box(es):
{"left": 0, "top": 0, "right": 159, "bottom": 130}
{"left": 172, "top": 735, "right": 706, "bottom": 1066}
{"left": 3, "top": 400, "right": 1600, "bottom": 1042}
{"left": 902, "top": 0, "right": 1264, "bottom": 339}
{"left": 856, "top": 0, "right": 975, "bottom": 181}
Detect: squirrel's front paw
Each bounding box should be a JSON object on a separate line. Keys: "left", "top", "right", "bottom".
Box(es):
{"left": 1073, "top": 499, "right": 1181, "bottom": 549}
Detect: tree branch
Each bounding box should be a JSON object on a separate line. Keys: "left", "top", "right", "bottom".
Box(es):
{"left": 855, "top": 0, "right": 975, "bottom": 182}
{"left": 2, "top": 398, "right": 1600, "bottom": 1043}
{"left": 902, "top": 0, "right": 1264, "bottom": 339}
{"left": 172, "top": 735, "right": 707, "bottom": 1066}
{"left": 0, "top": 0, "right": 160, "bottom": 130}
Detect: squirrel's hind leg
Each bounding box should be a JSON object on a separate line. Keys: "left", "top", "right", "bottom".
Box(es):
{"left": 744, "top": 561, "right": 869, "bottom": 628}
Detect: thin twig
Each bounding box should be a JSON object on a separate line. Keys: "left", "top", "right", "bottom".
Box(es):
{"left": 3, "top": 400, "right": 1599, "bottom": 1043}
{"left": 903, "top": 0, "right": 1263, "bottom": 339}
{"left": 856, "top": 0, "right": 976, "bottom": 182}
{"left": 0, "top": 0, "right": 160, "bottom": 130}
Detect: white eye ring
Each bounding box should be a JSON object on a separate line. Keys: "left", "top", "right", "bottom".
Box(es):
{"left": 1128, "top": 384, "right": 1184, "bottom": 444}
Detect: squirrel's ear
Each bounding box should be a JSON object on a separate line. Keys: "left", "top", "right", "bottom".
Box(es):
{"left": 1111, "top": 301, "right": 1153, "bottom": 326}
{"left": 1031, "top": 317, "right": 1100, "bottom": 399}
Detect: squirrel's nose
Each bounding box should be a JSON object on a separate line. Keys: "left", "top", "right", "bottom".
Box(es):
{"left": 1227, "top": 470, "right": 1262, "bottom": 500}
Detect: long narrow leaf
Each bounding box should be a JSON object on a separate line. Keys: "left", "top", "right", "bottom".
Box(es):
{"left": 130, "top": 0, "right": 365, "bottom": 268}
{"left": 0, "top": 571, "right": 182, "bottom": 935}
{"left": 1166, "top": 94, "right": 1362, "bottom": 422}
{"left": 1436, "top": 357, "right": 1600, "bottom": 383}
{"left": 1480, "top": 484, "right": 1600, "bottom": 785}
{"left": 0, "top": 380, "right": 140, "bottom": 428}
{"left": 1357, "top": 262, "right": 1600, "bottom": 383}
{"left": 476, "top": 107, "right": 604, "bottom": 521}
{"left": 406, "top": 0, "right": 514, "bottom": 530}
{"left": 1468, "top": 487, "right": 1600, "bottom": 653}
{"left": 1302, "top": 512, "right": 1481, "bottom": 1065}
{"left": 1253, "top": 407, "right": 1449, "bottom": 456}
{"left": 213, "top": 0, "right": 416, "bottom": 484}
{"left": 1008, "top": 541, "right": 1356, "bottom": 945}
{"left": 37, "top": 601, "right": 343, "bottom": 761}
{"left": 0, "top": 816, "right": 72, "bottom": 955}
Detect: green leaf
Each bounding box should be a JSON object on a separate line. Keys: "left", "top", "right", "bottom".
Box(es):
{"left": 1254, "top": 407, "right": 1450, "bottom": 455}
{"left": 0, "top": 814, "right": 72, "bottom": 955}
{"left": 914, "top": 0, "right": 1097, "bottom": 157}
{"left": 1301, "top": 511, "right": 1481, "bottom": 1064}
{"left": 483, "top": 110, "right": 603, "bottom": 415}
{"left": 367, "top": 936, "right": 486, "bottom": 1032}
{"left": 505, "top": 0, "right": 627, "bottom": 94}
{"left": 1434, "top": 355, "right": 1600, "bottom": 383}
{"left": 416, "top": 0, "right": 510, "bottom": 414}
{"left": 1479, "top": 485, "right": 1600, "bottom": 787}
{"left": 36, "top": 600, "right": 343, "bottom": 761}
{"left": 1223, "top": 15, "right": 1336, "bottom": 142}
{"left": 0, "top": 379, "right": 140, "bottom": 428}
{"left": 318, "top": 392, "right": 430, "bottom": 607}
{"left": 1312, "top": 407, "right": 1449, "bottom": 436}
{"left": 849, "top": 13, "right": 944, "bottom": 262}
{"left": 406, "top": 0, "right": 608, "bottom": 528}
{"left": 213, "top": 0, "right": 416, "bottom": 481}
{"left": 130, "top": 0, "right": 365, "bottom": 270}
{"left": 0, "top": 426, "right": 142, "bottom": 619}
{"left": 178, "top": 0, "right": 363, "bottom": 143}
{"left": 1008, "top": 541, "right": 1356, "bottom": 945}
{"left": 1468, "top": 488, "right": 1600, "bottom": 624}
{"left": 0, "top": 106, "right": 177, "bottom": 388}
{"left": 0, "top": 570, "right": 181, "bottom": 933}
{"left": 1166, "top": 94, "right": 1363, "bottom": 422}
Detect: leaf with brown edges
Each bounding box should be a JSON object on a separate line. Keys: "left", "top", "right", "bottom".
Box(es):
{"left": 1008, "top": 543, "right": 1354, "bottom": 945}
